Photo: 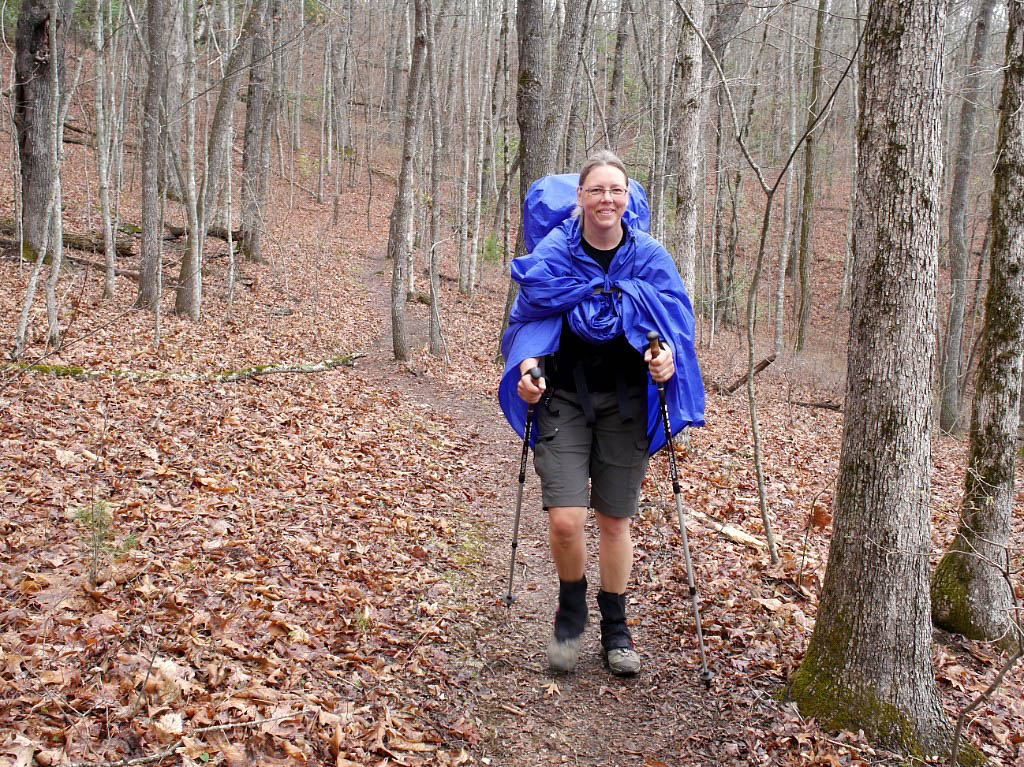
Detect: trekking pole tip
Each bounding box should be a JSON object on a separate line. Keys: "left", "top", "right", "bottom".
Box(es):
{"left": 700, "top": 669, "right": 714, "bottom": 690}
{"left": 503, "top": 594, "right": 516, "bottom": 607}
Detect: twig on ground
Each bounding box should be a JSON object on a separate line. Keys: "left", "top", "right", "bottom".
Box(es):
{"left": 1, "top": 353, "right": 367, "bottom": 384}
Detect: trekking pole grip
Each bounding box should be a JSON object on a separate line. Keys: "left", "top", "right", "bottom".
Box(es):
{"left": 646, "top": 331, "right": 667, "bottom": 395}
{"left": 646, "top": 330, "right": 661, "bottom": 357}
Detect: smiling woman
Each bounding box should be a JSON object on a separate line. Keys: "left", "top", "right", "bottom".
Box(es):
{"left": 499, "top": 149, "right": 704, "bottom": 678}
{"left": 575, "top": 157, "right": 630, "bottom": 249}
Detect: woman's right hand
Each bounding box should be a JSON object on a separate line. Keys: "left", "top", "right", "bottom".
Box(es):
{"left": 517, "top": 358, "right": 546, "bottom": 405}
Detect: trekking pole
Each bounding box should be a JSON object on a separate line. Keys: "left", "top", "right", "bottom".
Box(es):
{"left": 647, "top": 331, "right": 714, "bottom": 689}
{"left": 504, "top": 367, "right": 543, "bottom": 607}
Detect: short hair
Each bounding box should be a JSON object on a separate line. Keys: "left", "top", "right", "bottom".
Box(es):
{"left": 578, "top": 150, "right": 628, "bottom": 189}
{"left": 573, "top": 150, "right": 629, "bottom": 218}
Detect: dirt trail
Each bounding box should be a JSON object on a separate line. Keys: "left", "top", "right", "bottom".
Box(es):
{"left": 355, "top": 257, "right": 768, "bottom": 767}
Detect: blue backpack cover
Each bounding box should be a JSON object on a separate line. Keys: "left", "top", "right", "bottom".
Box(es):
{"left": 522, "top": 173, "right": 651, "bottom": 252}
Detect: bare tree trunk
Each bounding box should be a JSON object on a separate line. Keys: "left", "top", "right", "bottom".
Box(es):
{"left": 931, "top": 0, "right": 1024, "bottom": 651}
{"left": 838, "top": 3, "right": 861, "bottom": 314}
{"left": 673, "top": 0, "right": 704, "bottom": 296}
{"left": 42, "top": 0, "right": 81, "bottom": 349}
{"left": 425, "top": 0, "right": 445, "bottom": 359}
{"left": 389, "top": 0, "right": 427, "bottom": 361}
{"left": 467, "top": 0, "right": 495, "bottom": 298}
{"left": 787, "top": 0, "right": 956, "bottom": 755}
{"left": 939, "top": 0, "right": 998, "bottom": 434}
{"left": 774, "top": 0, "right": 799, "bottom": 355}
{"left": 795, "top": 0, "right": 830, "bottom": 352}
{"left": 240, "top": 0, "right": 273, "bottom": 262}
{"left": 13, "top": 0, "right": 71, "bottom": 271}
{"left": 136, "top": 0, "right": 168, "bottom": 311}
{"left": 94, "top": 0, "right": 116, "bottom": 300}
{"left": 457, "top": 14, "right": 472, "bottom": 294}
{"left": 606, "top": 0, "right": 630, "bottom": 148}
{"left": 162, "top": 2, "right": 185, "bottom": 200}
{"left": 176, "top": 0, "right": 269, "bottom": 319}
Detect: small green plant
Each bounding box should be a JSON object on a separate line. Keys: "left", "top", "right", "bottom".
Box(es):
{"left": 354, "top": 605, "right": 373, "bottom": 633}
{"left": 75, "top": 500, "right": 112, "bottom": 586}
{"left": 296, "top": 153, "right": 319, "bottom": 179}
{"left": 481, "top": 233, "right": 501, "bottom": 264}
{"left": 74, "top": 500, "right": 137, "bottom": 585}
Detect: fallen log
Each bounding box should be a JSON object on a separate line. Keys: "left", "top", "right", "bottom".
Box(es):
{"left": 0, "top": 219, "right": 134, "bottom": 257}
{"left": 792, "top": 400, "right": 842, "bottom": 412}
{"left": 689, "top": 508, "right": 768, "bottom": 551}
{"left": 164, "top": 223, "right": 243, "bottom": 243}
{"left": 712, "top": 353, "right": 777, "bottom": 395}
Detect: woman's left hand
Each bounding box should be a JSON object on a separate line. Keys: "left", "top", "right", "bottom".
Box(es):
{"left": 644, "top": 342, "right": 675, "bottom": 383}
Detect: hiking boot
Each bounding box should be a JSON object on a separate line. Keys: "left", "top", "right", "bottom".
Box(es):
{"left": 598, "top": 590, "right": 641, "bottom": 677}
{"left": 547, "top": 576, "right": 588, "bottom": 673}
{"left": 603, "top": 646, "right": 642, "bottom": 676}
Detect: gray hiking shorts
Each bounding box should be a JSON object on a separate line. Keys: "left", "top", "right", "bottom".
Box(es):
{"left": 533, "top": 387, "right": 650, "bottom": 519}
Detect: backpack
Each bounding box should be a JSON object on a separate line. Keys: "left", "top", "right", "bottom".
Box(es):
{"left": 522, "top": 173, "right": 651, "bottom": 253}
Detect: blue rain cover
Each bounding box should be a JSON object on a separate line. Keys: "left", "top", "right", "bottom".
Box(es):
{"left": 500, "top": 211, "right": 705, "bottom": 456}
{"left": 523, "top": 173, "right": 651, "bottom": 253}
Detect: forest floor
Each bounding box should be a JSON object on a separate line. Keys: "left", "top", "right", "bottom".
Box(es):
{"left": 1, "top": 163, "right": 1024, "bottom": 767}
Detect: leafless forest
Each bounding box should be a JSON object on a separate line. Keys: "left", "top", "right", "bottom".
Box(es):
{"left": 1, "top": 0, "right": 1023, "bottom": 765}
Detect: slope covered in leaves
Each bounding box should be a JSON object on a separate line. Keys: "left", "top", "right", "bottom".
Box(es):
{"left": 2, "top": 164, "right": 1023, "bottom": 766}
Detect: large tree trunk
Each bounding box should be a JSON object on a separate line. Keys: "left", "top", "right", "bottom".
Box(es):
{"left": 136, "top": 0, "right": 168, "bottom": 310}
{"left": 787, "top": 0, "right": 955, "bottom": 757}
{"left": 388, "top": 0, "right": 427, "bottom": 362}
{"left": 14, "top": 0, "right": 71, "bottom": 267}
{"left": 938, "top": 0, "right": 998, "bottom": 434}
{"left": 931, "top": 0, "right": 1024, "bottom": 651}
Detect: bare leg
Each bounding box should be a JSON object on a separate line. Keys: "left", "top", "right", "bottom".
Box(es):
{"left": 595, "top": 510, "right": 632, "bottom": 594}
{"left": 548, "top": 506, "right": 587, "bottom": 580}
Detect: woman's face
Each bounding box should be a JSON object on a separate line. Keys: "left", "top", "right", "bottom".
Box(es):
{"left": 577, "top": 165, "right": 629, "bottom": 238}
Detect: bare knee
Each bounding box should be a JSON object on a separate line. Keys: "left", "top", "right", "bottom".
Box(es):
{"left": 596, "top": 511, "right": 631, "bottom": 543}
{"left": 549, "top": 507, "right": 586, "bottom": 545}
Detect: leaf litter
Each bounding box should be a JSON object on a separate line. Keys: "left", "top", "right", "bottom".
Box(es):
{"left": 0, "top": 150, "right": 1021, "bottom": 766}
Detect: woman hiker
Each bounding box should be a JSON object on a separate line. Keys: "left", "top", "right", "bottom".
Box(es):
{"left": 499, "top": 150, "right": 704, "bottom": 676}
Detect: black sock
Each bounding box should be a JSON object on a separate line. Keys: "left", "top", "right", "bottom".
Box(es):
{"left": 554, "top": 576, "right": 588, "bottom": 640}
{"left": 597, "top": 590, "right": 633, "bottom": 650}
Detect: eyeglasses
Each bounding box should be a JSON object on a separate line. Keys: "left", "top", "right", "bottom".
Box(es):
{"left": 582, "top": 186, "right": 628, "bottom": 199}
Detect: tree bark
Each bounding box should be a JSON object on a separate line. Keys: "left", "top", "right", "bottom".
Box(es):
{"left": 14, "top": 0, "right": 72, "bottom": 268}
{"left": 176, "top": 0, "right": 269, "bottom": 319}
{"left": 136, "top": 0, "right": 168, "bottom": 311}
{"left": 938, "top": 0, "right": 998, "bottom": 433}
{"left": 795, "top": 0, "right": 830, "bottom": 352}
{"left": 931, "top": 0, "right": 1024, "bottom": 651}
{"left": 240, "top": 0, "right": 275, "bottom": 262}
{"left": 774, "top": 0, "right": 799, "bottom": 355}
{"left": 672, "top": 0, "right": 703, "bottom": 296}
{"left": 424, "top": 0, "right": 445, "bottom": 359}
{"left": 606, "top": 0, "right": 630, "bottom": 148}
{"left": 389, "top": 0, "right": 427, "bottom": 361}
{"left": 787, "top": 0, "right": 956, "bottom": 756}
